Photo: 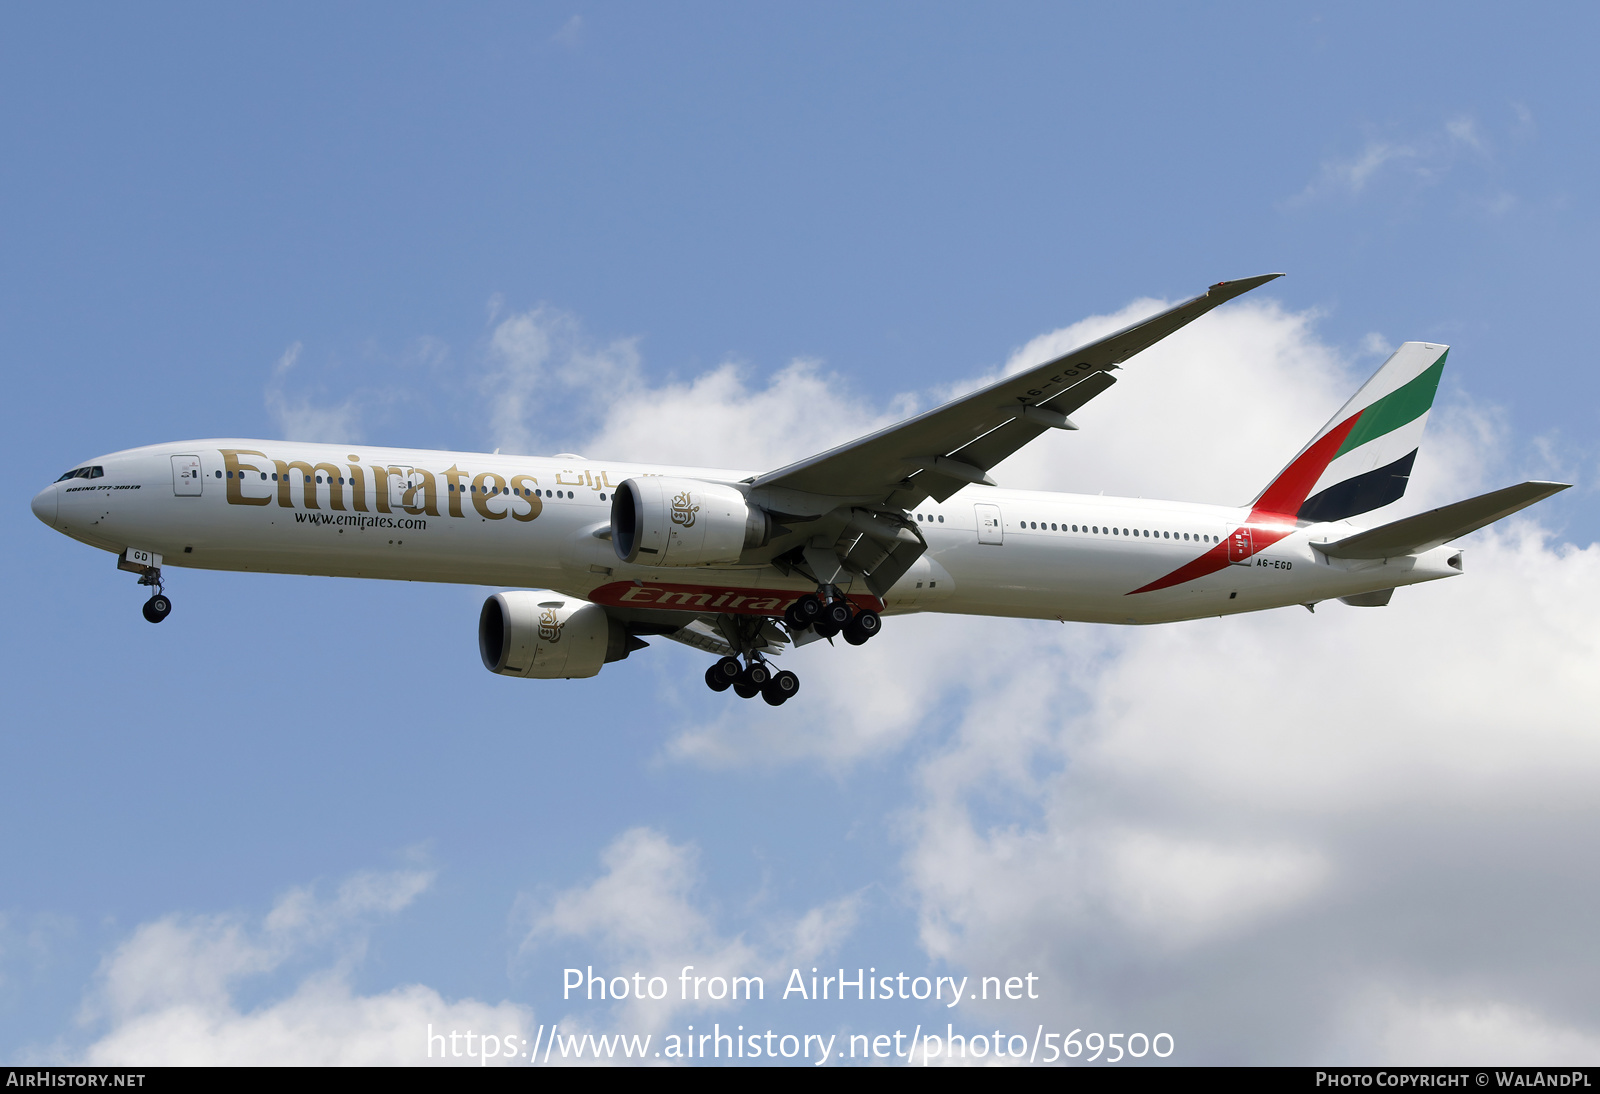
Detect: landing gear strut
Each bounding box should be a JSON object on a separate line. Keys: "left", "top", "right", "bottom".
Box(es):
{"left": 138, "top": 568, "right": 172, "bottom": 624}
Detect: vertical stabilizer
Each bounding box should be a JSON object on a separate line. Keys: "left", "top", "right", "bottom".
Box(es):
{"left": 1252, "top": 342, "right": 1447, "bottom": 522}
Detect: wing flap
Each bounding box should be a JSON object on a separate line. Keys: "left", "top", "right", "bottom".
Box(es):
{"left": 1316, "top": 481, "right": 1570, "bottom": 559}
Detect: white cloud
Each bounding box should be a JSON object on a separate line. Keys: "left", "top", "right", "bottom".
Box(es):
{"left": 269, "top": 289, "right": 1598, "bottom": 1065}
{"left": 1290, "top": 115, "right": 1503, "bottom": 207}
{"left": 519, "top": 827, "right": 859, "bottom": 1033}
{"left": 1333, "top": 993, "right": 1600, "bottom": 1066}
{"left": 552, "top": 15, "right": 583, "bottom": 49}
{"left": 474, "top": 291, "right": 1600, "bottom": 1062}
{"left": 893, "top": 523, "right": 1600, "bottom": 1060}
{"left": 265, "top": 342, "right": 366, "bottom": 443}
{"left": 481, "top": 304, "right": 910, "bottom": 474}
{"left": 482, "top": 306, "right": 645, "bottom": 457}
{"left": 66, "top": 866, "right": 534, "bottom": 1066}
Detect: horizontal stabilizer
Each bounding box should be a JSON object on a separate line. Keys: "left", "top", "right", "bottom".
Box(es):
{"left": 1317, "top": 481, "right": 1570, "bottom": 560}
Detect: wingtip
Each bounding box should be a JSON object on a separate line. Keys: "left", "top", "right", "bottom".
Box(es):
{"left": 1209, "top": 272, "right": 1285, "bottom": 294}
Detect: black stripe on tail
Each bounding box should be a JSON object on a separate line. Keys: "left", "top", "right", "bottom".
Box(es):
{"left": 1296, "top": 450, "right": 1417, "bottom": 523}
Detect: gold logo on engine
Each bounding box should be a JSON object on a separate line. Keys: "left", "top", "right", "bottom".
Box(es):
{"left": 538, "top": 607, "right": 563, "bottom": 642}
{"left": 670, "top": 491, "right": 699, "bottom": 529}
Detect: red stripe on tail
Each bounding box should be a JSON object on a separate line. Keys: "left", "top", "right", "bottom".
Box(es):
{"left": 1251, "top": 412, "right": 1360, "bottom": 519}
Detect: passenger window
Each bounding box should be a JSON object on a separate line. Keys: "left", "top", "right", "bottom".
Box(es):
{"left": 938, "top": 515, "right": 944, "bottom": 523}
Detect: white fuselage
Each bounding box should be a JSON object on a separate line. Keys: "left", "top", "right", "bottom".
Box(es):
{"left": 32, "top": 439, "right": 1462, "bottom": 624}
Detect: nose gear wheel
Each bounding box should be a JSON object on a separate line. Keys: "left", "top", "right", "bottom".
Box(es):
{"left": 135, "top": 567, "right": 172, "bottom": 624}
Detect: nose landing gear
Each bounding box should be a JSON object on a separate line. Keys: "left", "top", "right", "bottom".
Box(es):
{"left": 137, "top": 568, "right": 172, "bottom": 624}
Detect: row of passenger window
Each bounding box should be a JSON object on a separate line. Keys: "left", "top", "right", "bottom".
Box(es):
{"left": 217, "top": 469, "right": 579, "bottom": 498}
{"left": 56, "top": 466, "right": 104, "bottom": 481}
{"left": 1020, "top": 519, "right": 1216, "bottom": 544}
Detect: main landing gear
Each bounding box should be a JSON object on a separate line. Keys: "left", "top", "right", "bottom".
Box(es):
{"left": 701, "top": 588, "right": 881, "bottom": 705}
{"left": 138, "top": 568, "right": 172, "bottom": 624}
{"left": 784, "top": 590, "right": 880, "bottom": 646}
{"left": 705, "top": 655, "right": 800, "bottom": 707}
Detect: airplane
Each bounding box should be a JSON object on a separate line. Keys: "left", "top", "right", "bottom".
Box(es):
{"left": 31, "top": 274, "right": 1568, "bottom": 706}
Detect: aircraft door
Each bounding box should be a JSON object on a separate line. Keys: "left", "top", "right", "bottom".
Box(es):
{"left": 171, "top": 454, "right": 203, "bottom": 496}
{"left": 1227, "top": 525, "right": 1254, "bottom": 565}
{"left": 974, "top": 503, "right": 1003, "bottom": 545}
{"left": 387, "top": 469, "right": 424, "bottom": 511}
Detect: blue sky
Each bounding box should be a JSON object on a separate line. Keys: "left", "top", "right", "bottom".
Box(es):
{"left": 4, "top": 4, "right": 1599, "bottom": 1065}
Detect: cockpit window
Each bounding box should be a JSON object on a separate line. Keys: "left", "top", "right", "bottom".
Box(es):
{"left": 88, "top": 466, "right": 103, "bottom": 478}
{"left": 53, "top": 466, "right": 103, "bottom": 482}
{"left": 56, "top": 468, "right": 83, "bottom": 482}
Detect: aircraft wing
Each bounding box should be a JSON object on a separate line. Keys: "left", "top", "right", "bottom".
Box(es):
{"left": 751, "top": 273, "right": 1283, "bottom": 506}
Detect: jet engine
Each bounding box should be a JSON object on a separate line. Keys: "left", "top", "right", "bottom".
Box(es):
{"left": 610, "top": 477, "right": 773, "bottom": 566}
{"left": 478, "top": 591, "right": 638, "bottom": 679}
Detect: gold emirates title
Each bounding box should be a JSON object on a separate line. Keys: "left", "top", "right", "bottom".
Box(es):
{"left": 218, "top": 448, "right": 621, "bottom": 521}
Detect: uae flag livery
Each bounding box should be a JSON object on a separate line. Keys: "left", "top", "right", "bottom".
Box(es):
{"left": 1252, "top": 342, "right": 1447, "bottom": 523}
{"left": 1131, "top": 342, "right": 1449, "bottom": 596}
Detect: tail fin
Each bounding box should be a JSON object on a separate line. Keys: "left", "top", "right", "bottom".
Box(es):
{"left": 1251, "top": 342, "right": 1448, "bottom": 523}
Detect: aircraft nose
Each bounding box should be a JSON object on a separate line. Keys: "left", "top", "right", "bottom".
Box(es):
{"left": 31, "top": 485, "right": 58, "bottom": 528}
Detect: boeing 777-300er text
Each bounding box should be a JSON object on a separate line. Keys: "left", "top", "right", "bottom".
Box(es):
{"left": 32, "top": 274, "right": 1569, "bottom": 705}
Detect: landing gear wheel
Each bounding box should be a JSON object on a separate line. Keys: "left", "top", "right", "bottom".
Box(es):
{"left": 761, "top": 670, "right": 800, "bottom": 706}
{"left": 733, "top": 661, "right": 771, "bottom": 699}
{"left": 783, "top": 602, "right": 811, "bottom": 630}
{"left": 792, "top": 594, "right": 823, "bottom": 624}
{"left": 812, "top": 619, "right": 840, "bottom": 640}
{"left": 707, "top": 656, "right": 741, "bottom": 691}
{"left": 824, "top": 599, "right": 853, "bottom": 627}
{"left": 843, "top": 609, "right": 880, "bottom": 645}
{"left": 142, "top": 595, "right": 172, "bottom": 624}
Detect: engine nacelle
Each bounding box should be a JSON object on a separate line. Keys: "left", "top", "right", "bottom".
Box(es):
{"left": 478, "top": 591, "right": 622, "bottom": 679}
{"left": 611, "top": 477, "right": 772, "bottom": 566}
